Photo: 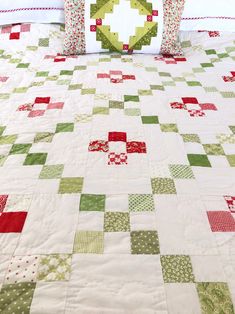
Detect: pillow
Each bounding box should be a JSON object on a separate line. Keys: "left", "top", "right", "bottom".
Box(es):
{"left": 181, "top": 0, "right": 235, "bottom": 32}
{"left": 0, "top": 0, "right": 64, "bottom": 25}
{"left": 64, "top": 0, "right": 185, "bottom": 55}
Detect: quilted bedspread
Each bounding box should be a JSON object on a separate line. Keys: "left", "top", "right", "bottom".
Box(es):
{"left": 0, "top": 24, "right": 235, "bottom": 314}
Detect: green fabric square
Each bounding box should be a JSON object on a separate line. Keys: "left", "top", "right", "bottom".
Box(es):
{"left": 229, "top": 126, "right": 235, "bottom": 134}
{"left": 73, "top": 231, "right": 104, "bottom": 253}
{"left": 181, "top": 40, "right": 191, "bottom": 48}
{"left": 60, "top": 70, "right": 73, "bottom": 76}
{"left": 205, "top": 49, "right": 216, "bottom": 55}
{"left": 56, "top": 123, "right": 74, "bottom": 133}
{"left": 57, "top": 79, "right": 71, "bottom": 86}
{"left": 181, "top": 134, "right": 201, "bottom": 143}
{"left": 160, "top": 124, "right": 178, "bottom": 133}
{"left": 0, "top": 93, "right": 10, "bottom": 99}
{"left": 0, "top": 135, "right": 17, "bottom": 145}
{"left": 74, "top": 65, "right": 87, "bottom": 71}
{"left": 129, "top": 194, "right": 154, "bottom": 212}
{"left": 204, "top": 86, "right": 218, "bottom": 93}
{"left": 0, "top": 155, "right": 7, "bottom": 166}
{"left": 68, "top": 84, "right": 83, "bottom": 90}
{"left": 187, "top": 154, "right": 211, "bottom": 167}
{"left": 131, "top": 231, "right": 159, "bottom": 254}
{"left": 138, "top": 90, "right": 152, "bottom": 96}
{"left": 46, "top": 75, "right": 58, "bottom": 81}
{"left": 227, "top": 155, "right": 235, "bottom": 167}
{"left": 39, "top": 38, "right": 49, "bottom": 47}
{"left": 159, "top": 72, "right": 171, "bottom": 77}
{"left": 80, "top": 194, "right": 105, "bottom": 212}
{"left": 150, "top": 85, "right": 165, "bottom": 91}
{"left": 142, "top": 116, "right": 159, "bottom": 124}
{"left": 39, "top": 164, "right": 64, "bottom": 179}
{"left": 109, "top": 101, "right": 124, "bottom": 109}
{"left": 9, "top": 144, "right": 32, "bottom": 155}
{"left": 104, "top": 212, "right": 130, "bottom": 232}
{"left": 36, "top": 71, "right": 49, "bottom": 77}
{"left": 93, "top": 107, "right": 109, "bottom": 115}
{"left": 125, "top": 108, "right": 140, "bottom": 116}
{"left": 203, "top": 144, "right": 225, "bottom": 155}
{"left": 201, "top": 63, "right": 214, "bottom": 68}
{"left": 81, "top": 88, "right": 96, "bottom": 95}
{"left": 196, "top": 283, "right": 234, "bottom": 314}
{"left": 221, "top": 91, "right": 235, "bottom": 98}
{"left": 151, "top": 178, "right": 176, "bottom": 194}
{"left": 169, "top": 164, "right": 195, "bottom": 179}
{"left": 16, "top": 63, "right": 29, "bottom": 68}
{"left": 34, "top": 132, "right": 54, "bottom": 143}
{"left": 24, "top": 153, "right": 47, "bottom": 165}
{"left": 187, "top": 81, "right": 202, "bottom": 86}
{"left": 37, "top": 254, "right": 71, "bottom": 281}
{"left": 59, "top": 177, "right": 83, "bottom": 194}
{"left": 0, "top": 282, "right": 36, "bottom": 314}
{"left": 218, "top": 53, "right": 229, "bottom": 58}
{"left": 124, "top": 95, "right": 139, "bottom": 102}
{"left": 161, "top": 255, "right": 195, "bottom": 283}
{"left": 13, "top": 87, "right": 28, "bottom": 93}
{"left": 0, "top": 126, "right": 6, "bottom": 136}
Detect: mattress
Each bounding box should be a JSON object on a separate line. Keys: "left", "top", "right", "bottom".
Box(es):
{"left": 0, "top": 24, "right": 235, "bottom": 313}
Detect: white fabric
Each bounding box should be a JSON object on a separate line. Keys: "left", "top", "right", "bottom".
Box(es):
{"left": 181, "top": 0, "right": 235, "bottom": 31}
{"left": 0, "top": 0, "right": 64, "bottom": 25}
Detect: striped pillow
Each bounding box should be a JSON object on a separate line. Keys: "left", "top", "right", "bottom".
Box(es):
{"left": 0, "top": 0, "right": 64, "bottom": 25}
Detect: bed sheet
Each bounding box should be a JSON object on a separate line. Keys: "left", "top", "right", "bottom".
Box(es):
{"left": 0, "top": 24, "right": 235, "bottom": 313}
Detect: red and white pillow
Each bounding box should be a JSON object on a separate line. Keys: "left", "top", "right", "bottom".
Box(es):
{"left": 181, "top": 0, "right": 235, "bottom": 32}
{"left": 0, "top": 0, "right": 64, "bottom": 25}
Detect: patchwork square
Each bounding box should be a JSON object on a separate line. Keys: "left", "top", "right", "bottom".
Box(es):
{"left": 207, "top": 211, "right": 235, "bottom": 232}
{"left": 59, "top": 177, "right": 84, "bottom": 194}
{"left": 73, "top": 231, "right": 104, "bottom": 253}
{"left": 160, "top": 124, "right": 178, "bottom": 133}
{"left": 37, "top": 254, "right": 72, "bottom": 281}
{"left": 24, "top": 153, "right": 47, "bottom": 165}
{"left": 187, "top": 154, "right": 211, "bottom": 167}
{"left": 203, "top": 144, "right": 225, "bottom": 155}
{"left": 196, "top": 283, "right": 234, "bottom": 314}
{"left": 131, "top": 231, "right": 160, "bottom": 254}
{"left": 39, "top": 164, "right": 64, "bottom": 179}
{"left": 129, "top": 194, "right": 155, "bottom": 212}
{"left": 169, "top": 164, "right": 195, "bottom": 179}
{"left": 160, "top": 255, "right": 195, "bottom": 283}
{"left": 0, "top": 212, "right": 27, "bottom": 233}
{"left": 141, "top": 116, "right": 159, "bottom": 124}
{"left": 0, "top": 282, "right": 36, "bottom": 314}
{"left": 80, "top": 194, "right": 105, "bottom": 212}
{"left": 104, "top": 212, "right": 130, "bottom": 232}
{"left": 226, "top": 155, "right": 235, "bottom": 167}
{"left": 151, "top": 178, "right": 176, "bottom": 194}
{"left": 9, "top": 144, "right": 32, "bottom": 155}
{"left": 55, "top": 123, "right": 74, "bottom": 133}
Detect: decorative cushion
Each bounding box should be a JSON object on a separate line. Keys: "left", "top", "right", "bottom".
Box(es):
{"left": 64, "top": 0, "right": 185, "bottom": 55}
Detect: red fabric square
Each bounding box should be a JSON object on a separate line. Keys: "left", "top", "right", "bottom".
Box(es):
{"left": 97, "top": 73, "right": 110, "bottom": 79}
{"left": 28, "top": 110, "right": 45, "bottom": 118}
{"left": 231, "top": 72, "right": 235, "bottom": 77}
{"left": 35, "top": 97, "right": 51, "bottom": 104}
{"left": 171, "top": 102, "right": 185, "bottom": 109}
{"left": 123, "top": 44, "right": 129, "bottom": 50}
{"left": 175, "top": 57, "right": 187, "bottom": 62}
{"left": 224, "top": 196, "right": 235, "bottom": 213}
{"left": 110, "top": 71, "right": 122, "bottom": 75}
{"left": 1, "top": 25, "right": 12, "bottom": 34}
{"left": 182, "top": 97, "right": 199, "bottom": 104}
{"left": 96, "top": 19, "right": 102, "bottom": 25}
{"left": 147, "top": 15, "right": 153, "bottom": 21}
{"left": 108, "top": 152, "right": 127, "bottom": 165}
{"left": 90, "top": 25, "right": 97, "bottom": 32}
{"left": 188, "top": 109, "right": 205, "bottom": 117}
{"left": 0, "top": 212, "right": 27, "bottom": 233}
{"left": 10, "top": 32, "right": 20, "bottom": 40}
{"left": 126, "top": 141, "right": 147, "bottom": 153}
{"left": 200, "top": 103, "right": 217, "bottom": 111}
{"left": 20, "top": 24, "right": 31, "bottom": 32}
{"left": 88, "top": 140, "right": 109, "bottom": 152}
{"left": 54, "top": 57, "right": 66, "bottom": 62}
{"left": 0, "top": 77, "right": 8, "bottom": 82}
{"left": 122, "top": 75, "right": 135, "bottom": 80}
{"left": 152, "top": 10, "right": 158, "bottom": 16}
{"left": 47, "top": 102, "right": 64, "bottom": 110}
{"left": 108, "top": 132, "right": 127, "bottom": 142}
{"left": 207, "top": 211, "right": 235, "bottom": 232}
{"left": 0, "top": 195, "right": 8, "bottom": 213}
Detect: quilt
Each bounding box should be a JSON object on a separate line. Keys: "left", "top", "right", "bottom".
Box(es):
{"left": 0, "top": 23, "right": 235, "bottom": 314}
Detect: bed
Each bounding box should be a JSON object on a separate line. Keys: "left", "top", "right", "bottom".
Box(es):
{"left": 0, "top": 23, "right": 235, "bottom": 313}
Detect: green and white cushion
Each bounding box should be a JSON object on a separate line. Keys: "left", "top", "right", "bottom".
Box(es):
{"left": 64, "top": 0, "right": 185, "bottom": 55}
